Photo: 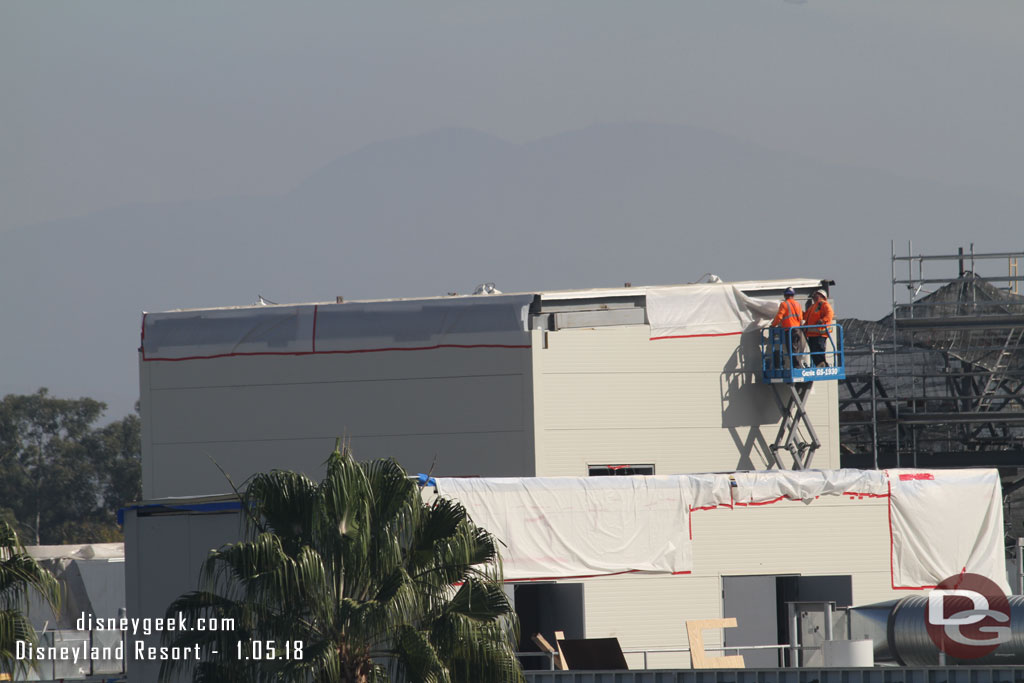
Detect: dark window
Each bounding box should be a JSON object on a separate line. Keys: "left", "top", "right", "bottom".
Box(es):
{"left": 587, "top": 464, "right": 654, "bottom": 476}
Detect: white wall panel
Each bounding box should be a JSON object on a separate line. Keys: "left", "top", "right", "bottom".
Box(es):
{"left": 537, "top": 426, "right": 836, "bottom": 475}
{"left": 124, "top": 509, "right": 243, "bottom": 683}
{"left": 146, "top": 348, "right": 531, "bottom": 389}
{"left": 541, "top": 325, "right": 748, "bottom": 372}
{"left": 558, "top": 499, "right": 915, "bottom": 667}
{"left": 149, "top": 432, "right": 532, "bottom": 499}
{"left": 691, "top": 498, "right": 890, "bottom": 576}
{"left": 150, "top": 375, "right": 526, "bottom": 444}
{"left": 532, "top": 326, "right": 840, "bottom": 475}
{"left": 581, "top": 575, "right": 721, "bottom": 669}
{"left": 141, "top": 348, "right": 534, "bottom": 498}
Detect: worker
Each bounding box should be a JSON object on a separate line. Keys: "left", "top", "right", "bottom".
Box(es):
{"left": 804, "top": 289, "right": 834, "bottom": 367}
{"left": 771, "top": 288, "right": 805, "bottom": 369}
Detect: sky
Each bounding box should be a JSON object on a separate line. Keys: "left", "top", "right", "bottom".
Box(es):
{"left": 5, "top": 1, "right": 1023, "bottom": 231}
{"left": 3, "top": 1, "right": 1024, "bottom": 416}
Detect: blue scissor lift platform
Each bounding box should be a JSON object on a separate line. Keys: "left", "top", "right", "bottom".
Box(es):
{"left": 759, "top": 324, "right": 845, "bottom": 470}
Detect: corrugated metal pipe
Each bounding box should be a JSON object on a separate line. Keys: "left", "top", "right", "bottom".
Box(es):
{"left": 851, "top": 596, "right": 1024, "bottom": 666}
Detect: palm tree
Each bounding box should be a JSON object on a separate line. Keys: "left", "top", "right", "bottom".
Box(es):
{"left": 161, "top": 442, "right": 524, "bottom": 683}
{"left": 0, "top": 520, "right": 61, "bottom": 679}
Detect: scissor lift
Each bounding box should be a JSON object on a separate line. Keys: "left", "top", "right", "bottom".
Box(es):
{"left": 760, "top": 324, "right": 845, "bottom": 470}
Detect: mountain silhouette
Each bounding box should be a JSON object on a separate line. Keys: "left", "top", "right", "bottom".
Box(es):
{"left": 3, "top": 123, "right": 1021, "bottom": 416}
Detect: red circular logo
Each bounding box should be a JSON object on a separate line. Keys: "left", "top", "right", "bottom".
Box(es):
{"left": 924, "top": 572, "right": 1010, "bottom": 660}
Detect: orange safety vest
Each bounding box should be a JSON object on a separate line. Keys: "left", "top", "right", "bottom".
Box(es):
{"left": 771, "top": 298, "right": 803, "bottom": 329}
{"left": 804, "top": 300, "right": 834, "bottom": 337}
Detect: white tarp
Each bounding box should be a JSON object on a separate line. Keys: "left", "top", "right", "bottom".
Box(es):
{"left": 728, "top": 469, "right": 887, "bottom": 504}
{"left": 435, "top": 469, "right": 1007, "bottom": 591}
{"left": 646, "top": 284, "right": 780, "bottom": 339}
{"left": 888, "top": 468, "right": 1009, "bottom": 592}
{"left": 27, "top": 543, "right": 125, "bottom": 561}
{"left": 435, "top": 476, "right": 692, "bottom": 580}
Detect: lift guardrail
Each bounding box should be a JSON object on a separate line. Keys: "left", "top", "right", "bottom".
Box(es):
{"left": 761, "top": 323, "right": 845, "bottom": 384}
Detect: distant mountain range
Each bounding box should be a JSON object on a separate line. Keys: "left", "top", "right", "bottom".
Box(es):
{"left": 4, "top": 122, "right": 1022, "bottom": 416}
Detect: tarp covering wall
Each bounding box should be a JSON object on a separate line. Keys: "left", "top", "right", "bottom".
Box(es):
{"left": 435, "top": 476, "right": 692, "bottom": 580}
{"left": 435, "top": 469, "right": 1009, "bottom": 592}
{"left": 142, "top": 295, "right": 534, "bottom": 360}
{"left": 646, "top": 284, "right": 780, "bottom": 339}
{"left": 888, "top": 469, "right": 1007, "bottom": 591}
{"left": 26, "top": 544, "right": 125, "bottom": 629}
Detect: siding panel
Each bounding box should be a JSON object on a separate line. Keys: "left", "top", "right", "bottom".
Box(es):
{"left": 142, "top": 348, "right": 534, "bottom": 498}
{"left": 533, "top": 326, "right": 840, "bottom": 474}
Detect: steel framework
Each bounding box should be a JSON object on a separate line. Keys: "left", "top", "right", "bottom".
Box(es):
{"left": 839, "top": 244, "right": 1024, "bottom": 476}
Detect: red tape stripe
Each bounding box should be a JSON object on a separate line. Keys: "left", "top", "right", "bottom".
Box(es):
{"left": 887, "top": 473, "right": 896, "bottom": 590}
{"left": 311, "top": 305, "right": 318, "bottom": 353}
{"left": 501, "top": 569, "right": 692, "bottom": 583}
{"left": 650, "top": 331, "right": 744, "bottom": 340}
{"left": 142, "top": 343, "right": 531, "bottom": 362}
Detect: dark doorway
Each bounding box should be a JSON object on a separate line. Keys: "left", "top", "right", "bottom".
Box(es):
{"left": 722, "top": 574, "right": 852, "bottom": 667}
{"left": 514, "top": 583, "right": 585, "bottom": 665}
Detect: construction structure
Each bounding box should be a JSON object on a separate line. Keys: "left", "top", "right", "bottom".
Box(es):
{"left": 123, "top": 467, "right": 1010, "bottom": 676}
{"left": 137, "top": 278, "right": 840, "bottom": 500}
{"left": 122, "top": 276, "right": 1013, "bottom": 680}
{"left": 838, "top": 245, "right": 1024, "bottom": 475}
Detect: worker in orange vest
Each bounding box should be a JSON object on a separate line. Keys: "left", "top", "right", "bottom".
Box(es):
{"left": 771, "top": 288, "right": 805, "bottom": 368}
{"left": 803, "top": 289, "right": 834, "bottom": 367}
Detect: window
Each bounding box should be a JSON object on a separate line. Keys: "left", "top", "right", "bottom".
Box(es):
{"left": 587, "top": 464, "right": 654, "bottom": 476}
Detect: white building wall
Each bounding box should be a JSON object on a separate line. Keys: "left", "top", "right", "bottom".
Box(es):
{"left": 564, "top": 497, "right": 916, "bottom": 669}
{"left": 531, "top": 325, "right": 839, "bottom": 475}
{"left": 140, "top": 347, "right": 535, "bottom": 499}
{"left": 124, "top": 495, "right": 938, "bottom": 677}
{"left": 124, "top": 507, "right": 243, "bottom": 683}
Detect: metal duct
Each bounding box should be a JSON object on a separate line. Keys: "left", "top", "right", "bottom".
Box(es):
{"left": 848, "top": 600, "right": 895, "bottom": 662}
{"left": 852, "top": 596, "right": 1024, "bottom": 666}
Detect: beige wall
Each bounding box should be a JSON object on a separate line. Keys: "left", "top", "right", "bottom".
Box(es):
{"left": 570, "top": 497, "right": 916, "bottom": 669}
{"left": 530, "top": 325, "right": 840, "bottom": 476}
{"left": 141, "top": 318, "right": 841, "bottom": 499}
{"left": 140, "top": 347, "right": 535, "bottom": 499}
{"left": 127, "top": 498, "right": 913, "bottom": 674}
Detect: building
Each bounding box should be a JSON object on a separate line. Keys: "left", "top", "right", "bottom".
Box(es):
{"left": 125, "top": 278, "right": 1008, "bottom": 679}
{"left": 138, "top": 279, "right": 840, "bottom": 499}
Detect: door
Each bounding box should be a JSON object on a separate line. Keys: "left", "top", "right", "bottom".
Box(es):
{"left": 722, "top": 575, "right": 784, "bottom": 667}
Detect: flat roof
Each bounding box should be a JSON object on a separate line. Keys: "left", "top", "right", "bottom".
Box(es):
{"left": 150, "top": 277, "right": 826, "bottom": 314}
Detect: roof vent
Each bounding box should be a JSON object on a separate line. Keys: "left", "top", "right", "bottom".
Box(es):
{"left": 473, "top": 282, "right": 502, "bottom": 295}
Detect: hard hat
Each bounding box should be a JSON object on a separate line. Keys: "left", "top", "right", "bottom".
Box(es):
{"left": 814, "top": 289, "right": 828, "bottom": 299}
{"left": 783, "top": 287, "right": 795, "bottom": 297}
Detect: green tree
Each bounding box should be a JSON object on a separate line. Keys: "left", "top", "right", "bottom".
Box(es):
{"left": 0, "top": 389, "right": 141, "bottom": 544}
{"left": 161, "top": 443, "right": 524, "bottom": 683}
{"left": 0, "top": 520, "right": 60, "bottom": 678}
{"left": 79, "top": 412, "right": 142, "bottom": 538}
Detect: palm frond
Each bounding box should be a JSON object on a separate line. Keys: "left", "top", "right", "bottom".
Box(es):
{"left": 0, "top": 521, "right": 59, "bottom": 678}
{"left": 162, "top": 447, "right": 522, "bottom": 683}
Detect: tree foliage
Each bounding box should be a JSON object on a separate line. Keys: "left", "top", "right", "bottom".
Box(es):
{"left": 0, "top": 520, "right": 61, "bottom": 677}
{"left": 161, "top": 443, "right": 524, "bottom": 683}
{"left": 0, "top": 389, "right": 141, "bottom": 544}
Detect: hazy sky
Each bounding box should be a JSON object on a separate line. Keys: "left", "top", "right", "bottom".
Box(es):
{"left": 5, "top": 1, "right": 1023, "bottom": 232}
{"left": 4, "top": 2, "right": 1024, "bottom": 417}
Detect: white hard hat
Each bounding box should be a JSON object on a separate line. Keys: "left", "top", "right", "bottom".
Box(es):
{"left": 814, "top": 289, "right": 828, "bottom": 299}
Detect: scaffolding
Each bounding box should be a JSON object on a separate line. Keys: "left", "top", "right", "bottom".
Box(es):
{"left": 839, "top": 244, "right": 1024, "bottom": 478}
